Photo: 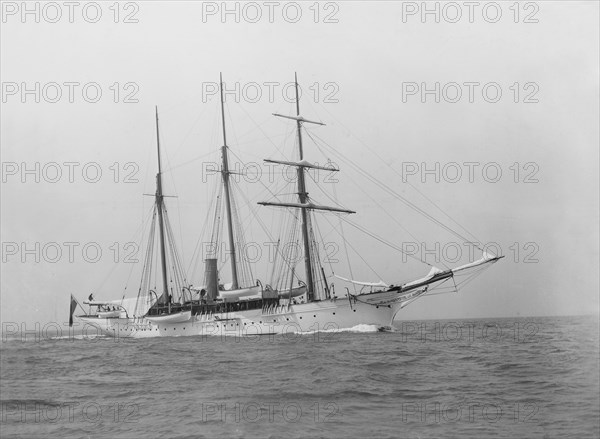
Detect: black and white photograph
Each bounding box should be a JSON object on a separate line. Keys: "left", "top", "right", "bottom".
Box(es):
{"left": 1, "top": 1, "right": 599, "bottom": 438}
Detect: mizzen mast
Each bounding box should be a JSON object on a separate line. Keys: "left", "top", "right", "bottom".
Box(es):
{"left": 155, "top": 106, "right": 170, "bottom": 304}
{"left": 219, "top": 73, "right": 239, "bottom": 290}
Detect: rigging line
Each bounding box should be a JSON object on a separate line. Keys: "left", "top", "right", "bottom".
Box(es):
{"left": 230, "top": 189, "right": 254, "bottom": 285}
{"left": 163, "top": 149, "right": 219, "bottom": 174}
{"left": 315, "top": 100, "right": 486, "bottom": 251}
{"left": 230, "top": 179, "right": 298, "bottom": 265}
{"left": 188, "top": 175, "right": 220, "bottom": 278}
{"left": 237, "top": 94, "right": 294, "bottom": 160}
{"left": 304, "top": 159, "right": 432, "bottom": 267}
{"left": 423, "top": 264, "right": 492, "bottom": 297}
{"left": 307, "top": 131, "right": 425, "bottom": 245}
{"left": 266, "top": 201, "right": 302, "bottom": 287}
{"left": 276, "top": 203, "right": 302, "bottom": 287}
{"left": 453, "top": 264, "right": 493, "bottom": 284}
{"left": 269, "top": 239, "right": 280, "bottom": 285}
{"left": 136, "top": 206, "right": 157, "bottom": 310}
{"left": 311, "top": 208, "right": 335, "bottom": 278}
{"left": 175, "top": 195, "right": 186, "bottom": 272}
{"left": 232, "top": 179, "right": 302, "bottom": 286}
{"left": 307, "top": 129, "right": 453, "bottom": 236}
{"left": 221, "top": 156, "right": 303, "bottom": 287}
{"left": 227, "top": 147, "right": 301, "bottom": 210}
{"left": 231, "top": 179, "right": 276, "bottom": 242}
{"left": 453, "top": 271, "right": 489, "bottom": 291}
{"left": 340, "top": 216, "right": 432, "bottom": 267}
{"left": 308, "top": 129, "right": 484, "bottom": 253}
{"left": 222, "top": 105, "right": 258, "bottom": 286}
{"left": 231, "top": 112, "right": 281, "bottom": 145}
{"left": 333, "top": 182, "right": 357, "bottom": 293}
{"left": 318, "top": 210, "right": 386, "bottom": 282}
{"left": 226, "top": 148, "right": 289, "bottom": 206}
{"left": 164, "top": 210, "right": 187, "bottom": 282}
{"left": 156, "top": 127, "right": 187, "bottom": 269}
{"left": 226, "top": 132, "right": 291, "bottom": 152}
{"left": 122, "top": 204, "right": 155, "bottom": 287}
{"left": 304, "top": 171, "right": 350, "bottom": 212}
{"left": 423, "top": 276, "right": 453, "bottom": 293}
{"left": 163, "top": 104, "right": 210, "bottom": 164}
{"left": 162, "top": 197, "right": 186, "bottom": 280}
{"left": 307, "top": 128, "right": 457, "bottom": 236}
{"left": 95, "top": 203, "right": 155, "bottom": 295}
{"left": 303, "top": 163, "right": 431, "bottom": 265}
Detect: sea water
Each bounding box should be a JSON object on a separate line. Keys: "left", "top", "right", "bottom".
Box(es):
{"left": 1, "top": 315, "right": 598, "bottom": 438}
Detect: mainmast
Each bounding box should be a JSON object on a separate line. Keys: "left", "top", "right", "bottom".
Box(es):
{"left": 219, "top": 73, "right": 239, "bottom": 290}
{"left": 293, "top": 73, "right": 316, "bottom": 301}
{"left": 155, "top": 107, "right": 170, "bottom": 304}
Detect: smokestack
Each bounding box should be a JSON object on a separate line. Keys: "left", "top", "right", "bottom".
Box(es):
{"left": 204, "top": 258, "right": 218, "bottom": 301}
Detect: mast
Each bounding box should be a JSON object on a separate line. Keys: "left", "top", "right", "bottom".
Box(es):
{"left": 155, "top": 106, "right": 170, "bottom": 304}
{"left": 219, "top": 73, "right": 239, "bottom": 290}
{"left": 293, "top": 72, "right": 316, "bottom": 301}
{"left": 259, "top": 74, "right": 354, "bottom": 300}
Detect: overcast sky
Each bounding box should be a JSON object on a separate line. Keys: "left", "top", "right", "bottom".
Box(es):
{"left": 1, "top": 1, "right": 598, "bottom": 327}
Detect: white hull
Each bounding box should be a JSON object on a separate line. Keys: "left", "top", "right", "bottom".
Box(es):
{"left": 77, "top": 295, "right": 399, "bottom": 339}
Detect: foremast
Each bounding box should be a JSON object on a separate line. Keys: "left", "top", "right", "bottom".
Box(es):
{"left": 155, "top": 107, "right": 170, "bottom": 304}
{"left": 259, "top": 73, "right": 354, "bottom": 303}
{"left": 293, "top": 73, "right": 316, "bottom": 301}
